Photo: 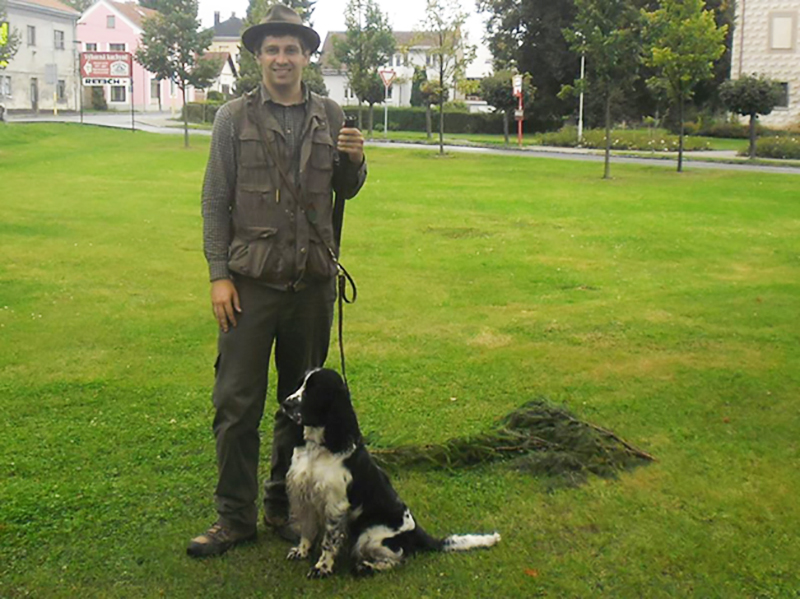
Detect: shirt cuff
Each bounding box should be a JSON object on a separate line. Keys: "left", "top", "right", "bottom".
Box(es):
{"left": 209, "top": 261, "right": 230, "bottom": 282}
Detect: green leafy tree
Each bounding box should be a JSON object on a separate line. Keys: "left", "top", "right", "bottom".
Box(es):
{"left": 236, "top": 0, "right": 317, "bottom": 95}
{"left": 417, "top": 0, "right": 476, "bottom": 154}
{"left": 331, "top": 0, "right": 395, "bottom": 129}
{"left": 60, "top": 0, "right": 94, "bottom": 11}
{"left": 564, "top": 0, "right": 642, "bottom": 179}
{"left": 410, "top": 66, "right": 427, "bottom": 107}
{"left": 360, "top": 70, "right": 385, "bottom": 136}
{"left": 420, "top": 80, "right": 447, "bottom": 139}
{"left": 477, "top": 0, "right": 578, "bottom": 130}
{"left": 720, "top": 74, "right": 783, "bottom": 160}
{"left": 135, "top": 0, "right": 215, "bottom": 148}
{"left": 302, "top": 62, "right": 328, "bottom": 96}
{"left": 1, "top": 0, "right": 21, "bottom": 71}
{"left": 480, "top": 70, "right": 534, "bottom": 145}
{"left": 643, "top": 0, "right": 727, "bottom": 172}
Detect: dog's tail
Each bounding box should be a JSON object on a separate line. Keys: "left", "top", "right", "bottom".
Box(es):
{"left": 442, "top": 532, "right": 502, "bottom": 552}
{"left": 412, "top": 528, "right": 501, "bottom": 553}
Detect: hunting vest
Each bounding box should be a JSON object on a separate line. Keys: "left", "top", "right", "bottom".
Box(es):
{"left": 226, "top": 89, "right": 344, "bottom": 290}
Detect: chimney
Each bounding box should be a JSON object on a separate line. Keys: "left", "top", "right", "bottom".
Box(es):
{"left": 214, "top": 11, "right": 220, "bottom": 26}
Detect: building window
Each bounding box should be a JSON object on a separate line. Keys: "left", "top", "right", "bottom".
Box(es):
{"left": 0, "top": 75, "right": 11, "bottom": 97}
{"left": 776, "top": 82, "right": 790, "bottom": 108}
{"left": 27, "top": 25, "right": 35, "bottom": 46}
{"left": 109, "top": 43, "right": 125, "bottom": 51}
{"left": 54, "top": 30, "right": 65, "bottom": 50}
{"left": 57, "top": 80, "right": 66, "bottom": 102}
{"left": 111, "top": 85, "right": 126, "bottom": 102}
{"left": 150, "top": 79, "right": 160, "bottom": 103}
{"left": 85, "top": 42, "right": 98, "bottom": 51}
{"left": 107, "top": 15, "right": 116, "bottom": 29}
{"left": 386, "top": 84, "right": 393, "bottom": 100}
{"left": 770, "top": 12, "right": 796, "bottom": 51}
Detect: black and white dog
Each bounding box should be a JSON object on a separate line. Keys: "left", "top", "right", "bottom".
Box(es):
{"left": 281, "top": 368, "right": 501, "bottom": 578}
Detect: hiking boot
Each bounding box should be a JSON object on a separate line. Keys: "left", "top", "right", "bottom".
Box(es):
{"left": 263, "top": 514, "right": 300, "bottom": 544}
{"left": 186, "top": 522, "right": 257, "bottom": 558}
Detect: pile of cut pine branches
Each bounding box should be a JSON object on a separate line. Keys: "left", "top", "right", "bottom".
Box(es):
{"left": 371, "top": 400, "right": 654, "bottom": 488}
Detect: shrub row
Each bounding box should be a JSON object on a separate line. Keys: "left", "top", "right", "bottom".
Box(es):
{"left": 539, "top": 127, "right": 711, "bottom": 151}
{"left": 183, "top": 101, "right": 225, "bottom": 124}
{"left": 343, "top": 106, "right": 506, "bottom": 134}
{"left": 753, "top": 136, "right": 800, "bottom": 159}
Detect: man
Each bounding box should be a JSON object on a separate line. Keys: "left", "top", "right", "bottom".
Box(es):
{"left": 188, "top": 4, "right": 366, "bottom": 558}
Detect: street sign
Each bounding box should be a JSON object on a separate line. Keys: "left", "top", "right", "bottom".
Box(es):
{"left": 512, "top": 74, "right": 523, "bottom": 97}
{"left": 379, "top": 69, "right": 396, "bottom": 88}
{"left": 82, "top": 77, "right": 129, "bottom": 86}
{"left": 80, "top": 52, "right": 132, "bottom": 80}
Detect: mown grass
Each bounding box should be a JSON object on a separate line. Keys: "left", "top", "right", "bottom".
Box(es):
{"left": 1, "top": 123, "right": 799, "bottom": 598}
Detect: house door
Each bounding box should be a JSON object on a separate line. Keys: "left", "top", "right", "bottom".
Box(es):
{"left": 30, "top": 78, "right": 39, "bottom": 111}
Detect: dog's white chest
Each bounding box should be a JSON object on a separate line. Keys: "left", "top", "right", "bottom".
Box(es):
{"left": 287, "top": 440, "right": 353, "bottom": 514}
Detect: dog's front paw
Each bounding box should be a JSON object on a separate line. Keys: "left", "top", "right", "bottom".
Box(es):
{"left": 307, "top": 563, "right": 333, "bottom": 579}
{"left": 286, "top": 546, "right": 308, "bottom": 561}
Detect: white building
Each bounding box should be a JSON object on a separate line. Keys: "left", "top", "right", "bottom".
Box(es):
{"left": 730, "top": 0, "right": 800, "bottom": 127}
{"left": 318, "top": 31, "right": 492, "bottom": 112}
{"left": 1, "top": 0, "right": 80, "bottom": 112}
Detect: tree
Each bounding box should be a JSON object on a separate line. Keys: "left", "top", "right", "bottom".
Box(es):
{"left": 302, "top": 62, "right": 328, "bottom": 96}
{"left": 60, "top": 0, "right": 94, "bottom": 11}
{"left": 720, "top": 74, "right": 783, "bottom": 160}
{"left": 331, "top": 0, "right": 395, "bottom": 129}
{"left": 420, "top": 80, "right": 447, "bottom": 139}
{"left": 135, "top": 0, "right": 215, "bottom": 148}
{"left": 1, "top": 0, "right": 20, "bottom": 71}
{"left": 236, "top": 0, "right": 317, "bottom": 95}
{"left": 360, "top": 70, "right": 385, "bottom": 136}
{"left": 564, "top": 0, "right": 642, "bottom": 179}
{"left": 477, "top": 0, "right": 579, "bottom": 131}
{"left": 643, "top": 0, "right": 727, "bottom": 172}
{"left": 417, "top": 0, "right": 476, "bottom": 155}
{"left": 410, "top": 66, "right": 427, "bottom": 108}
{"left": 480, "top": 70, "right": 534, "bottom": 145}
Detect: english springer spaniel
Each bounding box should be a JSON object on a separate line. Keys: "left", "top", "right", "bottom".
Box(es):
{"left": 281, "top": 368, "right": 501, "bottom": 578}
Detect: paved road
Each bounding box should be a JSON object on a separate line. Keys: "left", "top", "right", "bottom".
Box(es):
{"left": 10, "top": 111, "right": 800, "bottom": 175}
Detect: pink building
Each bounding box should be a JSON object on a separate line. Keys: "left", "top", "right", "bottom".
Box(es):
{"left": 77, "top": 0, "right": 195, "bottom": 111}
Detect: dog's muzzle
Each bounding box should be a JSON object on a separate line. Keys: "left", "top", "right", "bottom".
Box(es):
{"left": 280, "top": 390, "right": 303, "bottom": 425}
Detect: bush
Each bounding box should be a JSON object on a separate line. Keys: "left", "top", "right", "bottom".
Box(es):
{"left": 182, "top": 101, "right": 225, "bottom": 123}
{"left": 539, "top": 127, "right": 711, "bottom": 152}
{"left": 206, "top": 90, "right": 225, "bottom": 102}
{"left": 91, "top": 87, "right": 107, "bottom": 111}
{"left": 342, "top": 106, "right": 506, "bottom": 134}
{"left": 753, "top": 136, "right": 800, "bottom": 159}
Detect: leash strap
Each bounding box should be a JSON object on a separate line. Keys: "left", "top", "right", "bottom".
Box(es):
{"left": 247, "top": 96, "right": 356, "bottom": 385}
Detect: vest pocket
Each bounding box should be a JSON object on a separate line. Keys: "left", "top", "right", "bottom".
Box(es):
{"left": 305, "top": 236, "right": 338, "bottom": 281}
{"left": 228, "top": 226, "right": 284, "bottom": 281}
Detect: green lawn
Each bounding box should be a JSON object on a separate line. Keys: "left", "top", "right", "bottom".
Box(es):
{"left": 2, "top": 123, "right": 799, "bottom": 598}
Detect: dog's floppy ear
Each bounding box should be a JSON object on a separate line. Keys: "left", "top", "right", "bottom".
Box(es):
{"left": 324, "top": 383, "right": 361, "bottom": 454}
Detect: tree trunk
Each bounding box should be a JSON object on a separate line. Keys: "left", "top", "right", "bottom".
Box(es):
{"left": 677, "top": 97, "right": 684, "bottom": 173}
{"left": 368, "top": 103, "right": 374, "bottom": 139}
{"left": 438, "top": 100, "right": 444, "bottom": 155}
{"left": 182, "top": 84, "right": 189, "bottom": 149}
{"left": 603, "top": 92, "right": 611, "bottom": 180}
{"left": 357, "top": 101, "right": 363, "bottom": 130}
{"left": 425, "top": 105, "right": 432, "bottom": 140}
{"left": 748, "top": 114, "right": 757, "bottom": 159}
{"left": 503, "top": 110, "right": 509, "bottom": 146}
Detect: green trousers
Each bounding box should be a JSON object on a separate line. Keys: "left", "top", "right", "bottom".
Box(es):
{"left": 211, "top": 275, "right": 336, "bottom": 533}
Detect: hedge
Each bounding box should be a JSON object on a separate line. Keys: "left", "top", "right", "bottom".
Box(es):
{"left": 183, "top": 101, "right": 225, "bottom": 124}
{"left": 753, "top": 136, "right": 800, "bottom": 159}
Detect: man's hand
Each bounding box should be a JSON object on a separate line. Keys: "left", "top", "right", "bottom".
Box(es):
{"left": 337, "top": 126, "right": 365, "bottom": 165}
{"left": 211, "top": 279, "right": 241, "bottom": 333}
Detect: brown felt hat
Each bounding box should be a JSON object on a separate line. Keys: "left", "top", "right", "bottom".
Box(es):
{"left": 242, "top": 4, "right": 321, "bottom": 55}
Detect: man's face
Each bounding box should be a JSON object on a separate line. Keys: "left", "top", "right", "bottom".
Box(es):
{"left": 257, "top": 35, "right": 310, "bottom": 92}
